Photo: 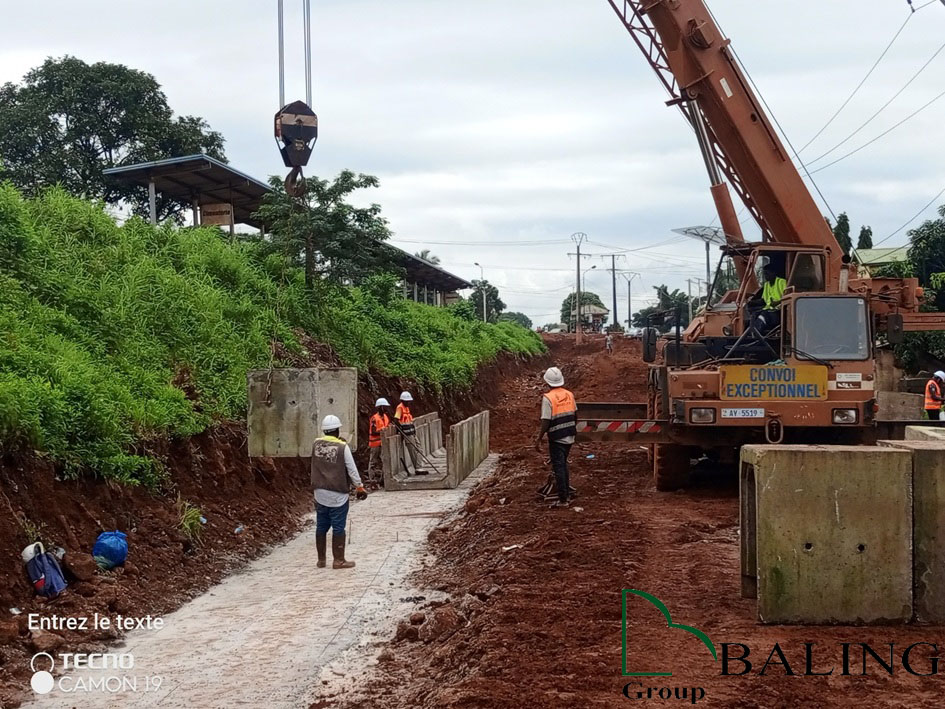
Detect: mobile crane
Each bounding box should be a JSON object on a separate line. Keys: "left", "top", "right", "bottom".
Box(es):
{"left": 579, "top": 0, "right": 945, "bottom": 489}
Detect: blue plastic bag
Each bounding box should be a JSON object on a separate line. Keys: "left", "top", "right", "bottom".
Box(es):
{"left": 92, "top": 531, "right": 128, "bottom": 570}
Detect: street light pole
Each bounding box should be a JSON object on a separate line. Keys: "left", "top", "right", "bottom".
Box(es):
{"left": 571, "top": 233, "right": 586, "bottom": 342}
{"left": 473, "top": 262, "right": 486, "bottom": 322}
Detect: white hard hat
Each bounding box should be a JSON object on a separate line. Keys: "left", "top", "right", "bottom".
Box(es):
{"left": 936, "top": 371, "right": 945, "bottom": 380}
{"left": 543, "top": 367, "right": 565, "bottom": 387}
{"left": 375, "top": 397, "right": 390, "bottom": 407}
{"left": 399, "top": 391, "right": 413, "bottom": 402}
{"left": 322, "top": 414, "right": 342, "bottom": 431}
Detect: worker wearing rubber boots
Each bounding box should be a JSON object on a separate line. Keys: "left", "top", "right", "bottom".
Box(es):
{"left": 367, "top": 398, "right": 391, "bottom": 482}
{"left": 395, "top": 391, "right": 426, "bottom": 475}
{"left": 311, "top": 415, "right": 367, "bottom": 569}
{"left": 925, "top": 371, "right": 945, "bottom": 420}
{"left": 535, "top": 367, "right": 577, "bottom": 508}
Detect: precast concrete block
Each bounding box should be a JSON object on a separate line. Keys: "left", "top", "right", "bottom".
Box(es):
{"left": 875, "top": 392, "right": 924, "bottom": 421}
{"left": 740, "top": 445, "right": 912, "bottom": 624}
{"left": 880, "top": 439, "right": 945, "bottom": 623}
{"left": 905, "top": 426, "right": 945, "bottom": 442}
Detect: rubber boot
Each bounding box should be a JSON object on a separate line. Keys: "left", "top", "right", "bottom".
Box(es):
{"left": 316, "top": 532, "right": 327, "bottom": 568}
{"left": 332, "top": 533, "right": 355, "bottom": 569}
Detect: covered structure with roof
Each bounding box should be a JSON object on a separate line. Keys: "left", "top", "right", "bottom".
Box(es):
{"left": 103, "top": 154, "right": 272, "bottom": 234}
{"left": 854, "top": 247, "right": 910, "bottom": 269}
{"left": 104, "top": 154, "right": 470, "bottom": 304}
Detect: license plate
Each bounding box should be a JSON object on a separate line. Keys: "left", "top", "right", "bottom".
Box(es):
{"left": 721, "top": 408, "right": 765, "bottom": 419}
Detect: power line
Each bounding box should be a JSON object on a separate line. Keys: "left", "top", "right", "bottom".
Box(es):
{"left": 872, "top": 185, "right": 945, "bottom": 248}
{"left": 809, "top": 87, "right": 945, "bottom": 174}
{"left": 798, "top": 13, "right": 914, "bottom": 154}
{"left": 806, "top": 37, "right": 945, "bottom": 166}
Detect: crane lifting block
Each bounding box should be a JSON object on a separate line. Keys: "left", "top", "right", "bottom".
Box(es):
{"left": 880, "top": 440, "right": 945, "bottom": 624}
{"left": 247, "top": 367, "right": 357, "bottom": 457}
{"left": 740, "top": 445, "right": 913, "bottom": 624}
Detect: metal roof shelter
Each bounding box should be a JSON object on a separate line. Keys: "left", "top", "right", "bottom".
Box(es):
{"left": 103, "top": 154, "right": 271, "bottom": 230}
{"left": 103, "top": 154, "right": 471, "bottom": 299}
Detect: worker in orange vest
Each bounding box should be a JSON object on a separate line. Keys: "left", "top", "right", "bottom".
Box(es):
{"left": 535, "top": 367, "right": 577, "bottom": 508}
{"left": 395, "top": 391, "right": 426, "bottom": 475}
{"left": 367, "top": 397, "right": 391, "bottom": 481}
{"left": 925, "top": 371, "right": 945, "bottom": 420}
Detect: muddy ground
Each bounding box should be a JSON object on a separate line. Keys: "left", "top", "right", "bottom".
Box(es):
{"left": 335, "top": 334, "right": 945, "bottom": 709}
{"left": 0, "top": 343, "right": 542, "bottom": 707}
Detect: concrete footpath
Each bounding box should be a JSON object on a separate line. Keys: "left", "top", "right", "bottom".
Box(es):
{"left": 26, "top": 455, "right": 497, "bottom": 708}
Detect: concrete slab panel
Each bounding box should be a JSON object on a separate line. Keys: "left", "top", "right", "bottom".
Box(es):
{"left": 906, "top": 426, "right": 945, "bottom": 442}
{"left": 741, "top": 444, "right": 913, "bottom": 624}
{"left": 880, "top": 439, "right": 945, "bottom": 623}
{"left": 248, "top": 368, "right": 357, "bottom": 457}
{"left": 876, "top": 392, "right": 924, "bottom": 421}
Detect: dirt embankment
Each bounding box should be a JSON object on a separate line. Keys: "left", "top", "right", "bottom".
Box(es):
{"left": 336, "top": 334, "right": 945, "bottom": 709}
{"left": 0, "top": 342, "right": 544, "bottom": 707}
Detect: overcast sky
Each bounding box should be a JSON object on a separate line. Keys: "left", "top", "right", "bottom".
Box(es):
{"left": 3, "top": 0, "right": 945, "bottom": 326}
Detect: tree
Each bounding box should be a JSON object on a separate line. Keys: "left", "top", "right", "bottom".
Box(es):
{"left": 560, "top": 291, "right": 605, "bottom": 325}
{"left": 449, "top": 298, "right": 479, "bottom": 322}
{"left": 468, "top": 280, "right": 505, "bottom": 323}
{"left": 499, "top": 311, "right": 532, "bottom": 329}
{"left": 831, "top": 212, "right": 853, "bottom": 254}
{"left": 631, "top": 285, "right": 692, "bottom": 332}
{"left": 414, "top": 249, "right": 440, "bottom": 265}
{"left": 857, "top": 226, "right": 873, "bottom": 250}
{"left": 253, "top": 171, "right": 392, "bottom": 290}
{"left": 0, "top": 56, "right": 225, "bottom": 222}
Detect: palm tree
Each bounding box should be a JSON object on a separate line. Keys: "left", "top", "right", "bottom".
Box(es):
{"left": 415, "top": 249, "right": 441, "bottom": 265}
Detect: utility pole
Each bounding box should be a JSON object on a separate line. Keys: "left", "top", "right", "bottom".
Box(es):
{"left": 474, "top": 262, "right": 486, "bottom": 322}
{"left": 610, "top": 254, "right": 618, "bottom": 329}
{"left": 571, "top": 233, "right": 586, "bottom": 342}
{"left": 687, "top": 279, "right": 694, "bottom": 321}
{"left": 618, "top": 272, "right": 640, "bottom": 330}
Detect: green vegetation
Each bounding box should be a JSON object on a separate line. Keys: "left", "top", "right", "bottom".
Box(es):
{"left": 177, "top": 496, "right": 205, "bottom": 545}
{"left": 0, "top": 186, "right": 543, "bottom": 485}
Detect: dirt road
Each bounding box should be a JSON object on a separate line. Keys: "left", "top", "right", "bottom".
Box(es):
{"left": 330, "top": 335, "right": 945, "bottom": 708}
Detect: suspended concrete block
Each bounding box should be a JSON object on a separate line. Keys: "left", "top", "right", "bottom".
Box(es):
{"left": 881, "top": 439, "right": 945, "bottom": 624}
{"left": 740, "top": 444, "right": 912, "bottom": 624}
{"left": 247, "top": 368, "right": 358, "bottom": 457}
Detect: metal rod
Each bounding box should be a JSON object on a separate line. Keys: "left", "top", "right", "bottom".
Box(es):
{"left": 278, "top": 0, "right": 285, "bottom": 107}
{"left": 303, "top": 0, "right": 312, "bottom": 107}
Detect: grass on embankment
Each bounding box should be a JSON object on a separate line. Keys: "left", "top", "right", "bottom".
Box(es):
{"left": 0, "top": 185, "right": 544, "bottom": 485}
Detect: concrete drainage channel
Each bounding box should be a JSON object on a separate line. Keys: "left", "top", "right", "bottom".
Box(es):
{"left": 23, "top": 455, "right": 500, "bottom": 709}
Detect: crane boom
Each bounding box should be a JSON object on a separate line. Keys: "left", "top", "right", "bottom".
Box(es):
{"left": 607, "top": 0, "right": 842, "bottom": 282}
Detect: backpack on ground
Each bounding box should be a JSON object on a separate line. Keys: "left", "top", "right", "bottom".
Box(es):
{"left": 24, "top": 544, "right": 68, "bottom": 598}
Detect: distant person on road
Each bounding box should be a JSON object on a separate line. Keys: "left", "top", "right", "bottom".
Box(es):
{"left": 925, "top": 371, "right": 945, "bottom": 420}
{"left": 749, "top": 263, "right": 786, "bottom": 334}
{"left": 311, "top": 415, "right": 367, "bottom": 569}
{"left": 395, "top": 391, "right": 426, "bottom": 475}
{"left": 367, "top": 398, "right": 392, "bottom": 482}
{"left": 605, "top": 333, "right": 614, "bottom": 354}
{"left": 535, "top": 367, "right": 577, "bottom": 509}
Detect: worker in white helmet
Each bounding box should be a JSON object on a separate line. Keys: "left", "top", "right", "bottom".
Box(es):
{"left": 925, "top": 371, "right": 945, "bottom": 420}
{"left": 311, "top": 414, "right": 367, "bottom": 569}
{"left": 394, "top": 391, "right": 426, "bottom": 475}
{"left": 367, "top": 397, "right": 392, "bottom": 482}
{"left": 535, "top": 367, "right": 578, "bottom": 508}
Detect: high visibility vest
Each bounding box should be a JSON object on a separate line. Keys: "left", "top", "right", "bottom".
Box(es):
{"left": 762, "top": 277, "right": 787, "bottom": 310}
{"left": 926, "top": 379, "right": 942, "bottom": 410}
{"left": 395, "top": 403, "right": 415, "bottom": 435}
{"left": 543, "top": 387, "right": 577, "bottom": 443}
{"left": 369, "top": 413, "right": 390, "bottom": 448}
{"left": 310, "top": 436, "right": 349, "bottom": 492}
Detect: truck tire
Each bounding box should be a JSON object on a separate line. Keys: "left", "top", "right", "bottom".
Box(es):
{"left": 653, "top": 443, "right": 692, "bottom": 491}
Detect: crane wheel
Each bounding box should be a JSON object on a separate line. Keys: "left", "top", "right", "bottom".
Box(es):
{"left": 653, "top": 443, "right": 693, "bottom": 491}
